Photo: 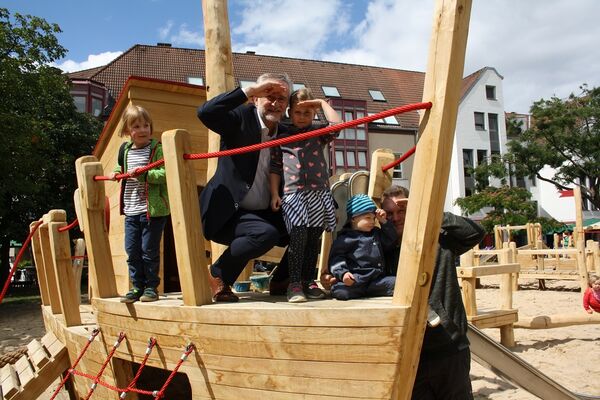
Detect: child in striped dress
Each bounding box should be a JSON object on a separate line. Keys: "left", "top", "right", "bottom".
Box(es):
{"left": 270, "top": 88, "right": 341, "bottom": 302}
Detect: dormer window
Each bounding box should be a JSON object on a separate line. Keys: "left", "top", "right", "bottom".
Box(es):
{"left": 486, "top": 85, "right": 496, "bottom": 100}
{"left": 322, "top": 86, "right": 340, "bottom": 97}
{"left": 369, "top": 90, "right": 386, "bottom": 101}
{"left": 187, "top": 76, "right": 204, "bottom": 86}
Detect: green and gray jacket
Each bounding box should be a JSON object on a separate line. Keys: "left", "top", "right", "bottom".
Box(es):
{"left": 114, "top": 139, "right": 170, "bottom": 217}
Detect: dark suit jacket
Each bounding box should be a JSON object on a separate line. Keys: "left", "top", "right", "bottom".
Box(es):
{"left": 197, "top": 87, "right": 283, "bottom": 239}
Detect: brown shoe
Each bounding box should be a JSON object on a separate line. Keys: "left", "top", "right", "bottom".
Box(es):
{"left": 209, "top": 274, "right": 239, "bottom": 302}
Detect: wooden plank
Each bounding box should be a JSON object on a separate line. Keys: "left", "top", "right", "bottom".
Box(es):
{"left": 391, "top": 1, "right": 472, "bottom": 398}
{"left": 29, "top": 222, "right": 50, "bottom": 306}
{"left": 0, "top": 364, "right": 19, "bottom": 399}
{"left": 468, "top": 309, "right": 518, "bottom": 329}
{"left": 75, "top": 156, "right": 118, "bottom": 299}
{"left": 457, "top": 263, "right": 520, "bottom": 278}
{"left": 10, "top": 347, "right": 70, "bottom": 400}
{"left": 515, "top": 312, "right": 600, "bottom": 329}
{"left": 26, "top": 339, "right": 49, "bottom": 370}
{"left": 13, "top": 356, "right": 34, "bottom": 389}
{"left": 367, "top": 149, "right": 395, "bottom": 203}
{"left": 38, "top": 221, "right": 62, "bottom": 315}
{"left": 518, "top": 249, "right": 578, "bottom": 256}
{"left": 40, "top": 333, "right": 66, "bottom": 359}
{"left": 94, "top": 297, "right": 409, "bottom": 327}
{"left": 47, "top": 210, "right": 82, "bottom": 327}
{"left": 518, "top": 271, "right": 579, "bottom": 280}
{"left": 162, "top": 129, "right": 212, "bottom": 306}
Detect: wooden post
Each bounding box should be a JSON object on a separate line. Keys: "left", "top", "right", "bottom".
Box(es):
{"left": 202, "top": 0, "right": 236, "bottom": 266}
{"left": 47, "top": 210, "right": 82, "bottom": 327}
{"left": 391, "top": 1, "right": 472, "bottom": 398}
{"left": 509, "top": 241, "right": 519, "bottom": 291}
{"left": 459, "top": 250, "right": 477, "bottom": 317}
{"left": 367, "top": 148, "right": 395, "bottom": 203}
{"left": 493, "top": 225, "right": 502, "bottom": 250}
{"left": 75, "top": 156, "right": 118, "bottom": 299}
{"left": 30, "top": 221, "right": 50, "bottom": 306}
{"left": 498, "top": 245, "right": 515, "bottom": 346}
{"left": 38, "top": 216, "right": 61, "bottom": 314}
{"left": 162, "top": 129, "right": 212, "bottom": 306}
{"left": 592, "top": 241, "right": 600, "bottom": 275}
{"left": 317, "top": 231, "right": 333, "bottom": 279}
{"left": 573, "top": 186, "right": 588, "bottom": 291}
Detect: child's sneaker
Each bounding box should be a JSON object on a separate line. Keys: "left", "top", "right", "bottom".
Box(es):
{"left": 287, "top": 282, "right": 307, "bottom": 303}
{"left": 303, "top": 281, "right": 326, "bottom": 299}
{"left": 121, "top": 288, "right": 142, "bottom": 303}
{"left": 140, "top": 287, "right": 158, "bottom": 302}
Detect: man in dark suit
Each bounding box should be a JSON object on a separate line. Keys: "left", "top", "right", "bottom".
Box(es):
{"left": 197, "top": 73, "right": 292, "bottom": 302}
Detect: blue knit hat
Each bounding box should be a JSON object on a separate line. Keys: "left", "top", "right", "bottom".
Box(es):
{"left": 346, "top": 194, "right": 377, "bottom": 219}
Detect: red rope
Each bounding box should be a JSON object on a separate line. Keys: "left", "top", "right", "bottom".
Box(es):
{"left": 50, "top": 329, "right": 100, "bottom": 400}
{"left": 119, "top": 337, "right": 157, "bottom": 398}
{"left": 0, "top": 220, "right": 43, "bottom": 304}
{"left": 83, "top": 332, "right": 126, "bottom": 400}
{"left": 93, "top": 102, "right": 432, "bottom": 180}
{"left": 381, "top": 145, "right": 417, "bottom": 172}
{"left": 58, "top": 219, "right": 79, "bottom": 232}
{"left": 154, "top": 344, "right": 195, "bottom": 399}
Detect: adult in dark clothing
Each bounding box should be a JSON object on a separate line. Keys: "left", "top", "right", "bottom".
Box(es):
{"left": 196, "top": 73, "right": 292, "bottom": 302}
{"left": 381, "top": 185, "right": 485, "bottom": 400}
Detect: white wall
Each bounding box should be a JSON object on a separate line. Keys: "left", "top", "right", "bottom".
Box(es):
{"left": 445, "top": 68, "right": 507, "bottom": 217}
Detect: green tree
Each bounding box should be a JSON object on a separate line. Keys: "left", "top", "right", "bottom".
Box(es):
{"left": 0, "top": 8, "right": 102, "bottom": 289}
{"left": 507, "top": 85, "right": 600, "bottom": 209}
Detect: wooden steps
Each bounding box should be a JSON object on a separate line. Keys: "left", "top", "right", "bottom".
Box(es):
{"left": 1, "top": 333, "right": 70, "bottom": 400}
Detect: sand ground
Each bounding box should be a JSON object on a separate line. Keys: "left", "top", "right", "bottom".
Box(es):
{"left": 1, "top": 278, "right": 599, "bottom": 399}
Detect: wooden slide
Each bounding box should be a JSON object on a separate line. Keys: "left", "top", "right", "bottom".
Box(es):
{"left": 468, "top": 324, "right": 599, "bottom": 400}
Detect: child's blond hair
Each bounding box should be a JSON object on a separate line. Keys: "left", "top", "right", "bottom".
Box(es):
{"left": 289, "top": 87, "right": 314, "bottom": 109}
{"left": 120, "top": 105, "right": 153, "bottom": 137}
{"left": 589, "top": 274, "right": 600, "bottom": 286}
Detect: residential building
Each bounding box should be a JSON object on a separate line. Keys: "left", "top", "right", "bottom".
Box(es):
{"left": 68, "top": 43, "right": 505, "bottom": 214}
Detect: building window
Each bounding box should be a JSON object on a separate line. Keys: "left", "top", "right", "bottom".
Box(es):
{"left": 322, "top": 86, "right": 340, "bottom": 97}
{"left": 369, "top": 90, "right": 386, "bottom": 101}
{"left": 488, "top": 113, "right": 500, "bottom": 153}
{"left": 357, "top": 151, "right": 367, "bottom": 168}
{"left": 383, "top": 116, "right": 399, "bottom": 125}
{"left": 463, "top": 149, "right": 474, "bottom": 196}
{"left": 392, "top": 153, "right": 403, "bottom": 179}
{"left": 187, "top": 76, "right": 204, "bottom": 86}
{"left": 476, "top": 149, "right": 487, "bottom": 166}
{"left": 91, "top": 97, "right": 103, "bottom": 117}
{"left": 74, "top": 96, "right": 87, "bottom": 113}
{"left": 239, "top": 80, "right": 255, "bottom": 89}
{"left": 486, "top": 85, "right": 496, "bottom": 100}
{"left": 329, "top": 99, "right": 368, "bottom": 174}
{"left": 474, "top": 112, "right": 485, "bottom": 130}
{"left": 293, "top": 83, "right": 305, "bottom": 91}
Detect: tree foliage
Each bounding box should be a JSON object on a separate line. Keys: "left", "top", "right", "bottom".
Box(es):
{"left": 0, "top": 8, "right": 102, "bottom": 288}
{"left": 507, "top": 85, "right": 600, "bottom": 209}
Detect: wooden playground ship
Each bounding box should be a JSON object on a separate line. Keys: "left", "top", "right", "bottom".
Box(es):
{"left": 2, "top": 1, "right": 598, "bottom": 399}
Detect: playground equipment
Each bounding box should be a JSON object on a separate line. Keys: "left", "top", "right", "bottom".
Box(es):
{"left": 2, "top": 1, "right": 597, "bottom": 399}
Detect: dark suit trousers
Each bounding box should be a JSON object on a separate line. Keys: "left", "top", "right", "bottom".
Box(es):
{"left": 210, "top": 208, "right": 289, "bottom": 286}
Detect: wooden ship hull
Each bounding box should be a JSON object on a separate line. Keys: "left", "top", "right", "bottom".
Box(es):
{"left": 3, "top": 1, "right": 474, "bottom": 399}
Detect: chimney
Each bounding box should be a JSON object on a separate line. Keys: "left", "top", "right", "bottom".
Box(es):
{"left": 157, "top": 43, "right": 172, "bottom": 47}
{"left": 246, "top": 50, "right": 256, "bottom": 55}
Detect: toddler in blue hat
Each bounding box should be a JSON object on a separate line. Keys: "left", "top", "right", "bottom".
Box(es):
{"left": 327, "top": 194, "right": 398, "bottom": 300}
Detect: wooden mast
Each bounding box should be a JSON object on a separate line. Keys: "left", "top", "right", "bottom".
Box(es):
{"left": 392, "top": 1, "right": 472, "bottom": 398}
{"left": 573, "top": 186, "right": 588, "bottom": 291}
{"left": 201, "top": 0, "right": 236, "bottom": 263}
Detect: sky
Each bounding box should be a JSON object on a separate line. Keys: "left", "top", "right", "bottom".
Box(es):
{"left": 4, "top": 0, "right": 600, "bottom": 113}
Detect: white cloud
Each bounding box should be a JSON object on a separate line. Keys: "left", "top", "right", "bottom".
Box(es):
{"left": 231, "top": 0, "right": 348, "bottom": 58}
{"left": 159, "top": 21, "right": 203, "bottom": 47}
{"left": 53, "top": 51, "right": 122, "bottom": 73}
{"left": 158, "top": 20, "right": 173, "bottom": 40}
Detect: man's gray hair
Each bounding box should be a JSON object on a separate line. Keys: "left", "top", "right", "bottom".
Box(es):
{"left": 256, "top": 72, "right": 293, "bottom": 94}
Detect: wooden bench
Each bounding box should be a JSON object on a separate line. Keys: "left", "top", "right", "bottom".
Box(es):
{"left": 458, "top": 246, "right": 519, "bottom": 347}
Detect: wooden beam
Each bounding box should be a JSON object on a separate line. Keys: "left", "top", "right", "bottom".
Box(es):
{"left": 38, "top": 219, "right": 61, "bottom": 315}
{"left": 47, "top": 210, "right": 82, "bottom": 327}
{"left": 29, "top": 221, "right": 50, "bottom": 306}
{"left": 162, "top": 129, "right": 212, "bottom": 305}
{"left": 515, "top": 312, "right": 600, "bottom": 329}
{"left": 391, "top": 1, "right": 472, "bottom": 398}
{"left": 75, "top": 156, "right": 118, "bottom": 299}
{"left": 202, "top": 0, "right": 236, "bottom": 264}
{"left": 367, "top": 148, "right": 395, "bottom": 203}
{"left": 573, "top": 186, "right": 588, "bottom": 291}
{"left": 457, "top": 263, "right": 520, "bottom": 278}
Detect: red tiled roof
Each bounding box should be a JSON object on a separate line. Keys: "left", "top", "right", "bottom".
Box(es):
{"left": 68, "top": 44, "right": 485, "bottom": 130}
